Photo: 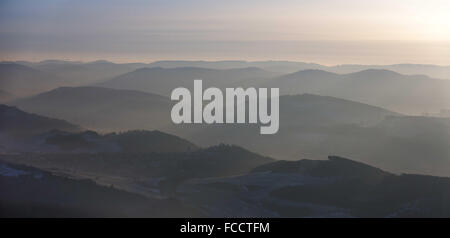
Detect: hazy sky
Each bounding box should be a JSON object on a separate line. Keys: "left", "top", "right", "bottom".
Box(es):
{"left": 1, "top": 0, "right": 449, "bottom": 65}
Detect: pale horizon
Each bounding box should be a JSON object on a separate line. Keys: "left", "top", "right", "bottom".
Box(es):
{"left": 1, "top": 0, "right": 450, "bottom": 65}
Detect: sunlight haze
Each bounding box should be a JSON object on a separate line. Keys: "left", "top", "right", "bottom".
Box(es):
{"left": 1, "top": 0, "right": 449, "bottom": 64}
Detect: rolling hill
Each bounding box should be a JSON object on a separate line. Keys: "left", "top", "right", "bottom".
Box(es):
{"left": 0, "top": 162, "right": 201, "bottom": 217}
{"left": 166, "top": 93, "right": 401, "bottom": 158}
{"left": 176, "top": 155, "right": 450, "bottom": 217}
{"left": 38, "top": 130, "right": 199, "bottom": 153}
{"left": 26, "top": 60, "right": 144, "bottom": 86}
{"left": 98, "top": 66, "right": 276, "bottom": 96}
{"left": 147, "top": 60, "right": 324, "bottom": 74}
{"left": 0, "top": 63, "right": 62, "bottom": 97}
{"left": 262, "top": 69, "right": 450, "bottom": 114}
{"left": 11, "top": 86, "right": 172, "bottom": 132}
{"left": 0, "top": 104, "right": 81, "bottom": 139}
{"left": 147, "top": 60, "right": 450, "bottom": 79}
{"left": 328, "top": 63, "right": 450, "bottom": 80}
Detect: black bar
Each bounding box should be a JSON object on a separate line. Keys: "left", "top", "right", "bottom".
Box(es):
{"left": 2, "top": 218, "right": 450, "bottom": 237}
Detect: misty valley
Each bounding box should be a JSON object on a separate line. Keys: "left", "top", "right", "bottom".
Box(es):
{"left": 1, "top": 60, "right": 450, "bottom": 217}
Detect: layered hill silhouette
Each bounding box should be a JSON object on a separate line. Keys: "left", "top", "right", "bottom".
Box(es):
{"left": 203, "top": 115, "right": 450, "bottom": 176}
{"left": 1, "top": 143, "right": 273, "bottom": 199}
{"left": 0, "top": 63, "right": 62, "bottom": 98}
{"left": 98, "top": 66, "right": 276, "bottom": 96}
{"left": 25, "top": 60, "right": 145, "bottom": 86}
{"left": 165, "top": 93, "right": 400, "bottom": 159}
{"left": 4, "top": 153, "right": 450, "bottom": 217}
{"left": 0, "top": 105, "right": 271, "bottom": 180}
{"left": 328, "top": 64, "right": 450, "bottom": 80}
{"left": 9, "top": 84, "right": 450, "bottom": 176}
{"left": 2, "top": 103, "right": 450, "bottom": 217}
{"left": 167, "top": 155, "right": 450, "bottom": 217}
{"left": 0, "top": 104, "right": 81, "bottom": 139}
{"left": 0, "top": 162, "right": 201, "bottom": 217}
{"left": 260, "top": 69, "right": 450, "bottom": 114}
{"left": 5, "top": 60, "right": 449, "bottom": 115}
{"left": 13, "top": 87, "right": 399, "bottom": 132}
{"left": 252, "top": 156, "right": 389, "bottom": 181}
{"left": 147, "top": 60, "right": 323, "bottom": 74}
{"left": 37, "top": 130, "right": 199, "bottom": 153}
{"left": 11, "top": 87, "right": 172, "bottom": 132}
{"left": 10, "top": 59, "right": 450, "bottom": 83}
{"left": 147, "top": 60, "right": 450, "bottom": 79}
{"left": 94, "top": 65, "right": 450, "bottom": 114}
{"left": 161, "top": 94, "right": 450, "bottom": 176}
{"left": 278, "top": 94, "right": 400, "bottom": 127}
{"left": 2, "top": 59, "right": 450, "bottom": 217}
{"left": 0, "top": 105, "right": 198, "bottom": 154}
